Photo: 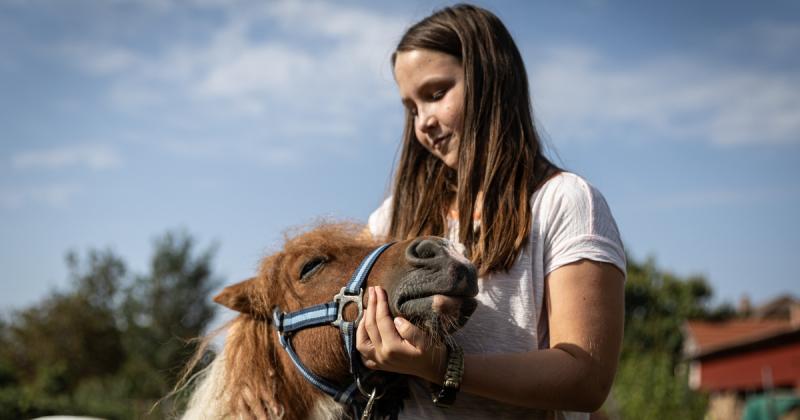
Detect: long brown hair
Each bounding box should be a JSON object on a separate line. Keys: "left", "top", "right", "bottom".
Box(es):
{"left": 388, "top": 4, "right": 558, "bottom": 276}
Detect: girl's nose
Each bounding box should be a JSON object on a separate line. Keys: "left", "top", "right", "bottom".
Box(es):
{"left": 417, "top": 112, "right": 437, "bottom": 134}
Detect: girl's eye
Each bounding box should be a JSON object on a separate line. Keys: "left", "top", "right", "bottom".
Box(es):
{"left": 299, "top": 257, "right": 326, "bottom": 280}
{"left": 431, "top": 90, "right": 445, "bottom": 100}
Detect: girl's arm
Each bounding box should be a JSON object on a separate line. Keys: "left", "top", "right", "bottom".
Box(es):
{"left": 356, "top": 258, "right": 624, "bottom": 412}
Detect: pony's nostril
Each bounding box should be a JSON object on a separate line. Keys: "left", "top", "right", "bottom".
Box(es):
{"left": 408, "top": 238, "right": 443, "bottom": 262}
{"left": 417, "top": 239, "right": 440, "bottom": 258}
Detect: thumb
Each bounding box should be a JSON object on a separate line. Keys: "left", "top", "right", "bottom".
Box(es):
{"left": 394, "top": 317, "right": 426, "bottom": 348}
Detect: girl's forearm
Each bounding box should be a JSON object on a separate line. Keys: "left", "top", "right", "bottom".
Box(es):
{"left": 416, "top": 262, "right": 624, "bottom": 412}
{"left": 431, "top": 347, "right": 613, "bottom": 412}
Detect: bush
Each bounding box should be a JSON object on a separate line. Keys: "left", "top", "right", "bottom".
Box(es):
{"left": 607, "top": 352, "right": 707, "bottom": 419}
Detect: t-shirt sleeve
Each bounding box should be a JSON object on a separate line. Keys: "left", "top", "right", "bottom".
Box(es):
{"left": 367, "top": 196, "right": 393, "bottom": 240}
{"left": 542, "top": 175, "right": 626, "bottom": 278}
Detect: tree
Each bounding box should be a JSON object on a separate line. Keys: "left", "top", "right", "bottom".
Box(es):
{"left": 3, "top": 250, "right": 126, "bottom": 390}
{"left": 0, "top": 229, "right": 220, "bottom": 419}
{"left": 622, "top": 256, "right": 734, "bottom": 360}
{"left": 121, "top": 230, "right": 219, "bottom": 399}
{"left": 610, "top": 352, "right": 707, "bottom": 420}
{"left": 604, "top": 255, "right": 735, "bottom": 419}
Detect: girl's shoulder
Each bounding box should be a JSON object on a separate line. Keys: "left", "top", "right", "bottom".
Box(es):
{"left": 534, "top": 172, "right": 627, "bottom": 278}
{"left": 533, "top": 171, "right": 619, "bottom": 233}
{"left": 368, "top": 172, "right": 617, "bottom": 239}
{"left": 534, "top": 171, "right": 598, "bottom": 206}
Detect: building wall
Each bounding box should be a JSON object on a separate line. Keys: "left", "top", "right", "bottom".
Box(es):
{"left": 707, "top": 391, "right": 743, "bottom": 420}
{"left": 699, "top": 341, "right": 800, "bottom": 391}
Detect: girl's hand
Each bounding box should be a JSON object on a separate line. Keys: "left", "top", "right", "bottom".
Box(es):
{"left": 356, "top": 286, "right": 446, "bottom": 383}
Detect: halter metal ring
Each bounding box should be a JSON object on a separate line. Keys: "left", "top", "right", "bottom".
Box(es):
{"left": 332, "top": 287, "right": 363, "bottom": 329}
{"left": 356, "top": 376, "right": 386, "bottom": 399}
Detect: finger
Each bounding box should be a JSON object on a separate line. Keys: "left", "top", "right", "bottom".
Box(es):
{"left": 375, "top": 286, "right": 403, "bottom": 346}
{"left": 355, "top": 314, "right": 372, "bottom": 352}
{"left": 363, "top": 286, "right": 383, "bottom": 348}
{"left": 393, "top": 316, "right": 426, "bottom": 349}
{"left": 356, "top": 320, "right": 378, "bottom": 369}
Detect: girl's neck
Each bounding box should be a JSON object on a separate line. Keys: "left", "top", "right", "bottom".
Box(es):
{"left": 448, "top": 191, "right": 484, "bottom": 221}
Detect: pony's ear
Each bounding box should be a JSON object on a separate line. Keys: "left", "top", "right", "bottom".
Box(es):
{"left": 214, "top": 277, "right": 257, "bottom": 314}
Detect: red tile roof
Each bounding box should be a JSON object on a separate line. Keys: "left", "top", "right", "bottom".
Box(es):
{"left": 684, "top": 319, "right": 796, "bottom": 357}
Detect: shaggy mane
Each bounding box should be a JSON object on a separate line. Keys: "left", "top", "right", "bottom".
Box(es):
{"left": 175, "top": 222, "right": 385, "bottom": 419}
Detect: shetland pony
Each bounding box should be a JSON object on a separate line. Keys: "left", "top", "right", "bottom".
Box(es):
{"left": 180, "top": 224, "right": 477, "bottom": 419}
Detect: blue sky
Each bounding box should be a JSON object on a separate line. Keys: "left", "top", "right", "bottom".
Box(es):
{"left": 1, "top": 0, "right": 798, "bottom": 314}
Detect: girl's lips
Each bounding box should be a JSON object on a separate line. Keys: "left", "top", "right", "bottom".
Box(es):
{"left": 432, "top": 134, "right": 451, "bottom": 149}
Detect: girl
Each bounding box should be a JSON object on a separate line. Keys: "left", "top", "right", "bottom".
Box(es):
{"left": 356, "top": 4, "right": 626, "bottom": 419}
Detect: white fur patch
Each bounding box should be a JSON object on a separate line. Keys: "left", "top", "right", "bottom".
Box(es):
{"left": 443, "top": 239, "right": 470, "bottom": 264}
{"left": 181, "top": 355, "right": 228, "bottom": 420}
{"left": 182, "top": 350, "right": 347, "bottom": 420}
{"left": 308, "top": 395, "right": 346, "bottom": 420}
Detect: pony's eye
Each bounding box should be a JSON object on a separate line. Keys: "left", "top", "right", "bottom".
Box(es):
{"left": 299, "top": 257, "right": 326, "bottom": 280}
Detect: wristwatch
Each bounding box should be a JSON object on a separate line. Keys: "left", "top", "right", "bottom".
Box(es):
{"left": 431, "top": 341, "right": 464, "bottom": 407}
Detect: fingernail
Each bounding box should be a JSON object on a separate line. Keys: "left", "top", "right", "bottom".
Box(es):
{"left": 394, "top": 317, "right": 403, "bottom": 328}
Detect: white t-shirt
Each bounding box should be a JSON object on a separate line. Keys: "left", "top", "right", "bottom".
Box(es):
{"left": 367, "top": 172, "right": 626, "bottom": 420}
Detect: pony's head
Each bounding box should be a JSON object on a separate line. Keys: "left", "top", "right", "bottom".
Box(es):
{"left": 193, "top": 223, "right": 477, "bottom": 419}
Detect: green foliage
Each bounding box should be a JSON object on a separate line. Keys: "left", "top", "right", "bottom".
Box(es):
{"left": 0, "top": 232, "right": 735, "bottom": 419}
{"left": 121, "top": 231, "right": 219, "bottom": 391}
{"left": 8, "top": 292, "right": 125, "bottom": 391}
{"left": 0, "top": 230, "right": 219, "bottom": 419}
{"left": 610, "top": 352, "right": 708, "bottom": 420}
{"left": 623, "top": 255, "right": 733, "bottom": 359}
{"left": 603, "top": 255, "right": 735, "bottom": 419}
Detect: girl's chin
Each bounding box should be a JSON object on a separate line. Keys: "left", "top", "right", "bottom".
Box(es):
{"left": 427, "top": 149, "right": 458, "bottom": 168}
{"left": 442, "top": 154, "right": 458, "bottom": 169}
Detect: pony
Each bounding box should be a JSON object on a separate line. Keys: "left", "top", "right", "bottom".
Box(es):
{"left": 179, "top": 223, "right": 478, "bottom": 419}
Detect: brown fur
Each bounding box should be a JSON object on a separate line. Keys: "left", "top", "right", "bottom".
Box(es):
{"left": 178, "top": 223, "right": 476, "bottom": 420}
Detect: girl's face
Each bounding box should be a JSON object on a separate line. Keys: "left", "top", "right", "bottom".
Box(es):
{"left": 394, "top": 49, "right": 464, "bottom": 169}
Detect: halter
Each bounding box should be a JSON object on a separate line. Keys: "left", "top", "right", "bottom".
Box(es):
{"left": 272, "top": 242, "right": 395, "bottom": 417}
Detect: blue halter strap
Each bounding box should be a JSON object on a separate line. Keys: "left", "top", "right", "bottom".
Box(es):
{"left": 272, "top": 242, "right": 394, "bottom": 409}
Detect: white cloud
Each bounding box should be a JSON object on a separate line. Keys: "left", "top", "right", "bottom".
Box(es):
{"left": 12, "top": 144, "right": 122, "bottom": 170}
{"left": 58, "top": 4, "right": 799, "bottom": 151}
{"left": 750, "top": 20, "right": 800, "bottom": 59}
{"left": 59, "top": 42, "right": 142, "bottom": 75}
{"left": 84, "top": 48, "right": 141, "bottom": 74}
{"left": 61, "top": 1, "right": 404, "bottom": 128}
{"left": 160, "top": 137, "right": 303, "bottom": 167}
{"left": 529, "top": 44, "right": 800, "bottom": 146}
{"left": 0, "top": 184, "right": 82, "bottom": 210}
{"left": 639, "top": 186, "right": 800, "bottom": 211}
{"left": 197, "top": 43, "right": 316, "bottom": 99}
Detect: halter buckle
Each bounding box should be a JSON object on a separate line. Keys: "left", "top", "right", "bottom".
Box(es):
{"left": 332, "top": 286, "right": 363, "bottom": 329}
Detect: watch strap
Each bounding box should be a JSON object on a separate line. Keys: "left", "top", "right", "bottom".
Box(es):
{"left": 431, "top": 341, "right": 464, "bottom": 407}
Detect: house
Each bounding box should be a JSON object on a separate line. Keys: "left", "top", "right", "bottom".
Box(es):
{"left": 683, "top": 295, "right": 800, "bottom": 419}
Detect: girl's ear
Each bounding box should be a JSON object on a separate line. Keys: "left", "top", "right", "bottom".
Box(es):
{"left": 214, "top": 277, "right": 258, "bottom": 314}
